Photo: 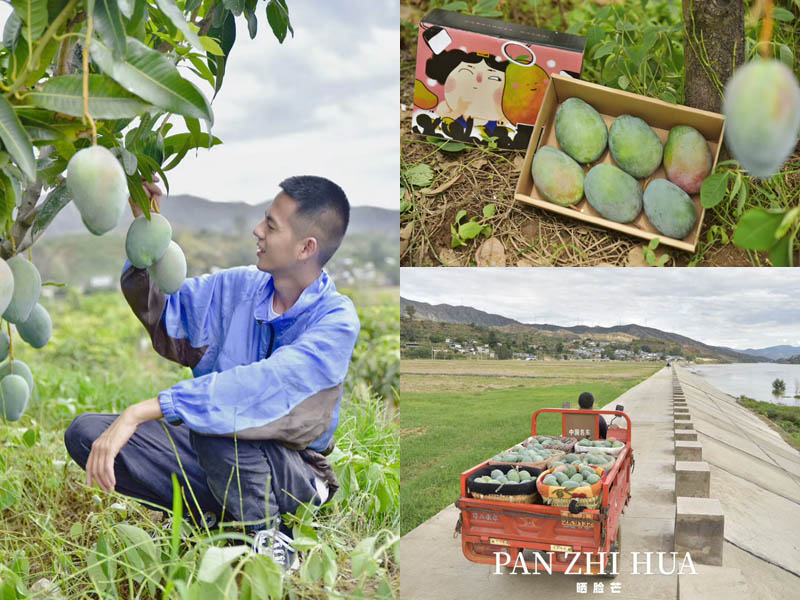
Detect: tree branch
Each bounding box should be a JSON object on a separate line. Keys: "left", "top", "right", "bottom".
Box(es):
{"left": 0, "top": 147, "right": 55, "bottom": 259}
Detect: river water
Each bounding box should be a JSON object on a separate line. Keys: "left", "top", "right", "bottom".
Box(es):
{"left": 687, "top": 363, "right": 800, "bottom": 406}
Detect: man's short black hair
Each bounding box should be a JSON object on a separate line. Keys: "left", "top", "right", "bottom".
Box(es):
{"left": 578, "top": 392, "right": 595, "bottom": 409}
{"left": 279, "top": 175, "right": 350, "bottom": 266}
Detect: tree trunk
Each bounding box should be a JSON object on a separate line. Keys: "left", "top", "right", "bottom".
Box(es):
{"left": 682, "top": 0, "right": 746, "bottom": 112}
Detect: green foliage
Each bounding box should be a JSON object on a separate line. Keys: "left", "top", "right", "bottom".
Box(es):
{"left": 642, "top": 237, "right": 670, "bottom": 267}
{"left": 0, "top": 0, "right": 293, "bottom": 252}
{"left": 739, "top": 395, "right": 800, "bottom": 451}
{"left": 772, "top": 378, "right": 786, "bottom": 396}
{"left": 450, "top": 205, "right": 495, "bottom": 248}
{"left": 0, "top": 289, "right": 399, "bottom": 598}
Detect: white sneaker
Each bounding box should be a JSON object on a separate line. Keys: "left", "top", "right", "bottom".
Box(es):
{"left": 252, "top": 527, "right": 299, "bottom": 572}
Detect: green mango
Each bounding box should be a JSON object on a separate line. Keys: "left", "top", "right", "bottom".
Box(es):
{"left": 608, "top": 114, "right": 663, "bottom": 178}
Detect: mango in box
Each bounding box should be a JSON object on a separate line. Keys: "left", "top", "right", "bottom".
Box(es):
{"left": 608, "top": 115, "right": 663, "bottom": 178}
{"left": 643, "top": 179, "right": 697, "bottom": 239}
{"left": 555, "top": 97, "right": 608, "bottom": 163}
{"left": 584, "top": 164, "right": 642, "bottom": 223}
{"left": 531, "top": 146, "right": 584, "bottom": 206}
{"left": 663, "top": 125, "right": 712, "bottom": 194}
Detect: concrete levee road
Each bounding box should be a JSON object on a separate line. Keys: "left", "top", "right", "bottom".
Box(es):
{"left": 674, "top": 366, "right": 800, "bottom": 598}
{"left": 399, "top": 365, "right": 800, "bottom": 599}
{"left": 399, "top": 366, "right": 680, "bottom": 600}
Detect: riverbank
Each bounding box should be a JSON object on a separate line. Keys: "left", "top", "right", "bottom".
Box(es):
{"left": 738, "top": 395, "right": 800, "bottom": 451}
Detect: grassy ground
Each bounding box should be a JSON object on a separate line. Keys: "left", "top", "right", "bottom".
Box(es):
{"left": 738, "top": 395, "right": 800, "bottom": 450}
{"left": 0, "top": 288, "right": 398, "bottom": 599}
{"left": 400, "top": 0, "right": 800, "bottom": 266}
{"left": 399, "top": 360, "right": 659, "bottom": 534}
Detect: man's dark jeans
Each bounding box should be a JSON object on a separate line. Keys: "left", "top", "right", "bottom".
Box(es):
{"left": 64, "top": 413, "right": 324, "bottom": 530}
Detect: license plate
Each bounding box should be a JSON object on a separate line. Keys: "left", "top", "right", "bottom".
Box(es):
{"left": 551, "top": 544, "right": 572, "bottom": 552}
{"left": 489, "top": 538, "right": 510, "bottom": 546}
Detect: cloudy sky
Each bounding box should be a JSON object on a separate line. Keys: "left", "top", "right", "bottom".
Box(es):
{"left": 0, "top": 1, "right": 398, "bottom": 208}
{"left": 401, "top": 268, "right": 800, "bottom": 350}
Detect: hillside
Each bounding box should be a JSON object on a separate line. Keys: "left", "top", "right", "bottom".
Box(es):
{"left": 44, "top": 194, "right": 397, "bottom": 238}
{"left": 400, "top": 297, "right": 758, "bottom": 363}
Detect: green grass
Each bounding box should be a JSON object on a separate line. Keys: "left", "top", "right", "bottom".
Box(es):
{"left": 738, "top": 395, "right": 800, "bottom": 450}
{"left": 1, "top": 289, "right": 398, "bottom": 599}
{"left": 399, "top": 368, "right": 658, "bottom": 535}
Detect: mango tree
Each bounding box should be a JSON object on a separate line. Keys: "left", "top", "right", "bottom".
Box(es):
{"left": 0, "top": 0, "right": 293, "bottom": 420}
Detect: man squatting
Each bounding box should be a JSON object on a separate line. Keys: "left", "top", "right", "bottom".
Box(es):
{"left": 64, "top": 175, "right": 360, "bottom": 569}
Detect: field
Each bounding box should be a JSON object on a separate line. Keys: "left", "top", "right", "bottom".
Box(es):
{"left": 0, "top": 287, "right": 399, "bottom": 599}
{"left": 738, "top": 396, "right": 800, "bottom": 450}
{"left": 400, "top": 360, "right": 660, "bottom": 534}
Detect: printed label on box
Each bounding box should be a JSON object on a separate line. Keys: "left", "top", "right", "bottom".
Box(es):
{"left": 412, "top": 9, "right": 585, "bottom": 150}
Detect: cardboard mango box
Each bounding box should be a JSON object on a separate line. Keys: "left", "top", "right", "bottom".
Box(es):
{"left": 515, "top": 74, "right": 726, "bottom": 253}
{"left": 412, "top": 9, "right": 585, "bottom": 150}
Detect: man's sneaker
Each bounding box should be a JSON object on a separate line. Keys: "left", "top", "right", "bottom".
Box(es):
{"left": 252, "top": 527, "right": 299, "bottom": 572}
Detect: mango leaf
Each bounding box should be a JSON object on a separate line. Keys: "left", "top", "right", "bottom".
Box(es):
{"left": 31, "top": 184, "right": 70, "bottom": 239}
{"left": 3, "top": 12, "right": 22, "bottom": 50}
{"left": 732, "top": 208, "right": 785, "bottom": 250}
{"left": 127, "top": 172, "right": 151, "bottom": 219}
{"left": 0, "top": 97, "right": 35, "bottom": 182}
{"left": 11, "top": 0, "right": 48, "bottom": 42}
{"left": 206, "top": 11, "right": 236, "bottom": 98}
{"left": 94, "top": 0, "right": 127, "bottom": 59}
{"left": 223, "top": 0, "right": 245, "bottom": 16}
{"left": 118, "top": 0, "right": 135, "bottom": 19}
{"left": 28, "top": 74, "right": 151, "bottom": 119}
{"left": 110, "top": 146, "right": 138, "bottom": 176}
{"left": 0, "top": 174, "right": 15, "bottom": 232}
{"left": 700, "top": 173, "right": 728, "bottom": 209}
{"left": 198, "top": 35, "right": 224, "bottom": 56}
{"left": 244, "top": 4, "right": 258, "bottom": 39}
{"left": 153, "top": 0, "right": 205, "bottom": 54}
{"left": 266, "top": 0, "right": 293, "bottom": 43}
{"left": 91, "top": 37, "right": 213, "bottom": 124}
{"left": 163, "top": 132, "right": 222, "bottom": 159}
{"left": 197, "top": 546, "right": 249, "bottom": 584}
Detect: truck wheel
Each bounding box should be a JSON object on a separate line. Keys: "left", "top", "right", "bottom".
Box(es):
{"left": 599, "top": 527, "right": 621, "bottom": 579}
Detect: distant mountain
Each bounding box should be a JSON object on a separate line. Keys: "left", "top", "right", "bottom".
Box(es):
{"left": 400, "top": 297, "right": 758, "bottom": 363}
{"left": 400, "top": 298, "right": 518, "bottom": 327}
{"left": 43, "top": 194, "right": 397, "bottom": 239}
{"left": 729, "top": 345, "right": 800, "bottom": 360}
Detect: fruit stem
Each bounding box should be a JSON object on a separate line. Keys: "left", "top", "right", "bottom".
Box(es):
{"left": 82, "top": 11, "right": 98, "bottom": 146}
{"left": 7, "top": 322, "right": 12, "bottom": 371}
{"left": 760, "top": 0, "right": 773, "bottom": 59}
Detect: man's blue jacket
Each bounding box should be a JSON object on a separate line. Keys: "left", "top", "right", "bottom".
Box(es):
{"left": 121, "top": 262, "right": 360, "bottom": 454}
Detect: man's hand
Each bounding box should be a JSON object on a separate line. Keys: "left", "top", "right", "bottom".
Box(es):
{"left": 128, "top": 175, "right": 164, "bottom": 219}
{"left": 86, "top": 412, "right": 138, "bottom": 492}
{"left": 85, "top": 397, "right": 163, "bottom": 492}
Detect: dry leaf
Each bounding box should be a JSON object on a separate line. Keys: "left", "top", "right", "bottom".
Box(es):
{"left": 626, "top": 246, "right": 650, "bottom": 267}
{"left": 400, "top": 222, "right": 414, "bottom": 256}
{"left": 469, "top": 158, "right": 488, "bottom": 171}
{"left": 512, "top": 155, "right": 525, "bottom": 172}
{"left": 521, "top": 221, "right": 537, "bottom": 241}
{"left": 421, "top": 173, "right": 462, "bottom": 196}
{"left": 438, "top": 248, "right": 462, "bottom": 266}
{"left": 475, "top": 237, "right": 506, "bottom": 267}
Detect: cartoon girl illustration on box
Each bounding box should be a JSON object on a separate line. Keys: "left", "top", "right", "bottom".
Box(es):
{"left": 413, "top": 32, "right": 549, "bottom": 149}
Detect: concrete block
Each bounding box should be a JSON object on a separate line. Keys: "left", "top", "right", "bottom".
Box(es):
{"left": 675, "top": 429, "right": 698, "bottom": 442}
{"left": 674, "top": 410, "right": 690, "bottom": 417}
{"left": 675, "top": 461, "right": 710, "bottom": 497}
{"left": 675, "top": 497, "right": 724, "bottom": 566}
{"left": 675, "top": 419, "right": 693, "bottom": 430}
{"left": 675, "top": 440, "right": 703, "bottom": 461}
